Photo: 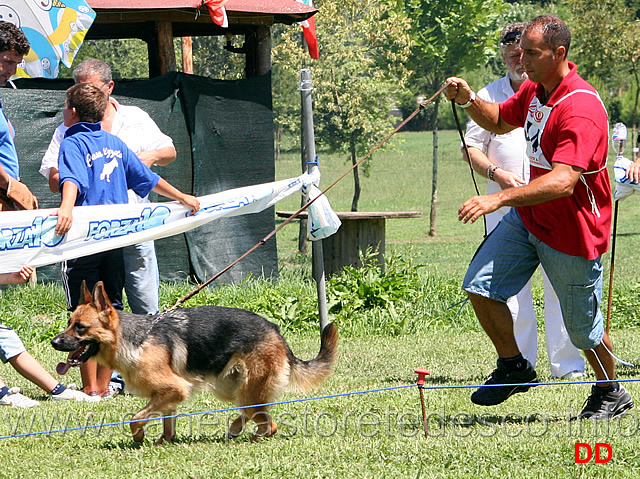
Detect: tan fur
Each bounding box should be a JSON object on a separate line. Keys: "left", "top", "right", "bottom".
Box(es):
{"left": 52, "top": 281, "right": 337, "bottom": 445}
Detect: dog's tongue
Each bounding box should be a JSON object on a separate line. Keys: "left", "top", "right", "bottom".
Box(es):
{"left": 56, "top": 360, "right": 70, "bottom": 375}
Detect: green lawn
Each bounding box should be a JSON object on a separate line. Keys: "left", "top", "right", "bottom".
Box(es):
{"left": 1, "top": 130, "right": 640, "bottom": 477}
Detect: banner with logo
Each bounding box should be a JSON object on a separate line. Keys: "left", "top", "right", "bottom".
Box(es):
{"left": 0, "top": 170, "right": 339, "bottom": 274}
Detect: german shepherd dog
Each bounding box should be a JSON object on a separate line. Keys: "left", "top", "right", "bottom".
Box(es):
{"left": 51, "top": 281, "right": 338, "bottom": 444}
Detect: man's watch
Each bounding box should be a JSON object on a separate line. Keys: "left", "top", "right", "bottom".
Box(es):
{"left": 459, "top": 91, "right": 476, "bottom": 109}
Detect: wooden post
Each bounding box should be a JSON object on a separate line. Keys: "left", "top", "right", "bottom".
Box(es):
{"left": 181, "top": 36, "right": 193, "bottom": 74}
{"left": 156, "top": 21, "right": 176, "bottom": 75}
{"left": 256, "top": 25, "right": 271, "bottom": 76}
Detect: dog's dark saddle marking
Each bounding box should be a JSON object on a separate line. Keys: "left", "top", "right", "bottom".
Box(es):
{"left": 119, "top": 306, "right": 283, "bottom": 375}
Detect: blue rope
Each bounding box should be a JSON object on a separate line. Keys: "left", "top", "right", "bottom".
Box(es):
{"left": 2, "top": 377, "right": 639, "bottom": 441}
{"left": 0, "top": 383, "right": 416, "bottom": 440}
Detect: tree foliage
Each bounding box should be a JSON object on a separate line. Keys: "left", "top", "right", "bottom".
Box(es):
{"left": 568, "top": 0, "right": 640, "bottom": 128}
{"left": 273, "top": 0, "right": 412, "bottom": 211}
{"left": 396, "top": 0, "right": 506, "bottom": 236}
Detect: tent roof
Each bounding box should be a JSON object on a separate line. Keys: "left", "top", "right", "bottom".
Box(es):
{"left": 87, "top": 0, "right": 317, "bottom": 25}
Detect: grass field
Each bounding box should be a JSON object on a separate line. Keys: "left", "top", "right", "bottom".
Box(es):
{"left": 1, "top": 130, "right": 640, "bottom": 477}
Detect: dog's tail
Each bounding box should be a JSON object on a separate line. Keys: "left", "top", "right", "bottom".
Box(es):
{"left": 287, "top": 323, "right": 338, "bottom": 393}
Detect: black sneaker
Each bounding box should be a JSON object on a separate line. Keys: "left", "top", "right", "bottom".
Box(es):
{"left": 576, "top": 385, "right": 634, "bottom": 420}
{"left": 471, "top": 359, "right": 538, "bottom": 406}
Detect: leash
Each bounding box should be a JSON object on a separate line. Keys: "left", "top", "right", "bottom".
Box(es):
{"left": 162, "top": 81, "right": 453, "bottom": 315}
{"left": 606, "top": 199, "right": 620, "bottom": 335}
{"left": 450, "top": 100, "right": 487, "bottom": 237}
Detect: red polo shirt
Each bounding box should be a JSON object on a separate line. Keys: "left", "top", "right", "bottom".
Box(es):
{"left": 499, "top": 63, "right": 611, "bottom": 260}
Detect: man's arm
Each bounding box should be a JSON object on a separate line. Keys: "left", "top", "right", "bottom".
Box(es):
{"left": 137, "top": 146, "right": 176, "bottom": 168}
{"left": 0, "top": 164, "right": 10, "bottom": 190}
{"left": 40, "top": 124, "right": 66, "bottom": 191}
{"left": 464, "top": 147, "right": 526, "bottom": 190}
{"left": 446, "top": 77, "right": 516, "bottom": 135}
{"left": 458, "top": 162, "right": 582, "bottom": 224}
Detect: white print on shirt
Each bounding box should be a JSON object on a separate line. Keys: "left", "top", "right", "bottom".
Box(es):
{"left": 86, "top": 149, "right": 103, "bottom": 167}
{"left": 100, "top": 158, "right": 119, "bottom": 182}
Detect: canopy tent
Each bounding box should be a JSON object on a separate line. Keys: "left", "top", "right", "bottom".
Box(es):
{"left": 85, "top": 0, "right": 318, "bottom": 77}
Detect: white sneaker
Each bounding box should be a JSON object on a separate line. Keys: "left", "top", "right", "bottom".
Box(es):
{"left": 562, "top": 370, "right": 587, "bottom": 379}
{"left": 0, "top": 387, "right": 40, "bottom": 408}
{"left": 52, "top": 388, "right": 101, "bottom": 402}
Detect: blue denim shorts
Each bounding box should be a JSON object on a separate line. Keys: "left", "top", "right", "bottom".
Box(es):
{"left": 463, "top": 208, "right": 604, "bottom": 350}
{"left": 0, "top": 323, "right": 26, "bottom": 363}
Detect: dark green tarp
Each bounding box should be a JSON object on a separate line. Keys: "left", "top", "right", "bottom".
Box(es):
{"left": 3, "top": 72, "right": 278, "bottom": 284}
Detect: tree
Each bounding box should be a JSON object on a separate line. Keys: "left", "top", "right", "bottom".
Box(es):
{"left": 568, "top": 0, "right": 640, "bottom": 134}
{"left": 397, "top": 0, "right": 506, "bottom": 236}
{"left": 273, "top": 0, "right": 412, "bottom": 211}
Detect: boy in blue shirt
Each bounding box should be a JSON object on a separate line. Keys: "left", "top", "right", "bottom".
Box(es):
{"left": 53, "top": 83, "right": 199, "bottom": 398}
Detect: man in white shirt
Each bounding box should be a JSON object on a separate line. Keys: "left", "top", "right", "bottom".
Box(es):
{"left": 40, "top": 59, "right": 176, "bottom": 317}
{"left": 461, "top": 23, "right": 585, "bottom": 378}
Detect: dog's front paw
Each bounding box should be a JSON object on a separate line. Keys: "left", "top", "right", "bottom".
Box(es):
{"left": 155, "top": 433, "right": 175, "bottom": 446}
{"left": 131, "top": 424, "right": 145, "bottom": 442}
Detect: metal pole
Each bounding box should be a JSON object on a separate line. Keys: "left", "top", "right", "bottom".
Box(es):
{"left": 299, "top": 68, "right": 329, "bottom": 332}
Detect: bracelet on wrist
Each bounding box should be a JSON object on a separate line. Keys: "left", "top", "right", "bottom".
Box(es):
{"left": 488, "top": 164, "right": 500, "bottom": 181}
{"left": 459, "top": 91, "right": 476, "bottom": 109}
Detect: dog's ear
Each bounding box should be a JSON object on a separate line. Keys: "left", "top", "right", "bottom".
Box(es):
{"left": 80, "top": 280, "right": 92, "bottom": 305}
{"left": 92, "top": 281, "right": 113, "bottom": 312}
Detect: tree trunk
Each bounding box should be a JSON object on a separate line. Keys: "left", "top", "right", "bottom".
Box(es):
{"left": 275, "top": 124, "right": 281, "bottom": 162}
{"left": 429, "top": 96, "right": 440, "bottom": 237}
{"left": 350, "top": 140, "right": 360, "bottom": 212}
{"left": 633, "top": 67, "right": 640, "bottom": 161}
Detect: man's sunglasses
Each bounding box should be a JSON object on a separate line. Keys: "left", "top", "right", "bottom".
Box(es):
{"left": 501, "top": 31, "right": 522, "bottom": 45}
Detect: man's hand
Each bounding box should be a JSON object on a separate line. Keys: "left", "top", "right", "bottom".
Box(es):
{"left": 446, "top": 77, "right": 474, "bottom": 105}
{"left": 493, "top": 169, "right": 526, "bottom": 190}
{"left": 626, "top": 160, "right": 640, "bottom": 184}
{"left": 458, "top": 193, "right": 503, "bottom": 224}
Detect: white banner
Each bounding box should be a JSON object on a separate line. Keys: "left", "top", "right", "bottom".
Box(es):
{"left": 0, "top": 170, "right": 338, "bottom": 274}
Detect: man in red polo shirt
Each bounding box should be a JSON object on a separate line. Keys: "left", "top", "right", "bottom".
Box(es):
{"left": 446, "top": 14, "right": 633, "bottom": 420}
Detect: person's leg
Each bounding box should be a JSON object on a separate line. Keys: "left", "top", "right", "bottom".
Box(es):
{"left": 509, "top": 280, "right": 539, "bottom": 367}
{"left": 97, "top": 249, "right": 126, "bottom": 395}
{"left": 63, "top": 255, "right": 101, "bottom": 395}
{"left": 100, "top": 248, "right": 125, "bottom": 311}
{"left": 123, "top": 241, "right": 160, "bottom": 315}
{"left": 0, "top": 330, "right": 40, "bottom": 407}
{"left": 463, "top": 210, "right": 541, "bottom": 405}
{"left": 464, "top": 210, "right": 540, "bottom": 356}
{"left": 539, "top": 245, "right": 633, "bottom": 419}
{"left": 468, "top": 294, "right": 520, "bottom": 358}
{"left": 7, "top": 351, "right": 57, "bottom": 392}
{"left": 539, "top": 267, "right": 585, "bottom": 377}
{"left": 80, "top": 360, "right": 98, "bottom": 395}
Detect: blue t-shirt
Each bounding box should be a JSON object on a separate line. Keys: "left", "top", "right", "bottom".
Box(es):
{"left": 0, "top": 96, "right": 19, "bottom": 180}
{"left": 58, "top": 122, "right": 160, "bottom": 206}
